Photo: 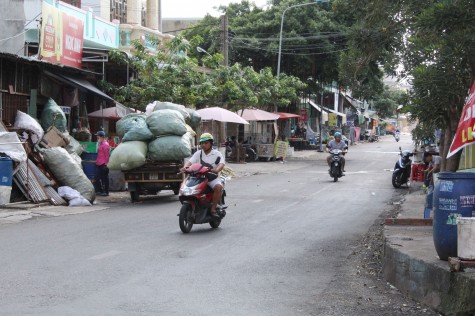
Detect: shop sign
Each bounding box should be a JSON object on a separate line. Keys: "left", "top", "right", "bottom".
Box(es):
{"left": 447, "top": 81, "right": 475, "bottom": 158}
{"left": 39, "top": 2, "right": 84, "bottom": 68}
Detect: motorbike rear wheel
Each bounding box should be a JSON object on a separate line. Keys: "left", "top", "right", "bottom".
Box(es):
{"left": 392, "top": 172, "right": 402, "bottom": 188}
{"left": 179, "top": 204, "right": 194, "bottom": 233}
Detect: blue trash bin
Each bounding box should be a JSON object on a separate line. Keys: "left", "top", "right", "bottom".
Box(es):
{"left": 0, "top": 157, "right": 13, "bottom": 204}
{"left": 81, "top": 152, "right": 98, "bottom": 180}
{"left": 433, "top": 172, "right": 475, "bottom": 260}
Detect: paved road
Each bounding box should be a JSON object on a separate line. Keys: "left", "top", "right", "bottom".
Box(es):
{"left": 0, "top": 134, "right": 415, "bottom": 315}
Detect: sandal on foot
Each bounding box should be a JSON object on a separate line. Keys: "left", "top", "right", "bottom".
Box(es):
{"left": 210, "top": 211, "right": 220, "bottom": 218}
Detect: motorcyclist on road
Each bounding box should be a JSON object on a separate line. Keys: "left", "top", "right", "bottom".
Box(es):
{"left": 181, "top": 133, "right": 225, "bottom": 218}
{"left": 326, "top": 132, "right": 348, "bottom": 172}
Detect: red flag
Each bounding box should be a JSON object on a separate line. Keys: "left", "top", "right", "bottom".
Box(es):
{"left": 447, "top": 81, "right": 475, "bottom": 158}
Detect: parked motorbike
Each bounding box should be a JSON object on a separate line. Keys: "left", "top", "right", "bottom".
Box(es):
{"left": 223, "top": 137, "right": 236, "bottom": 159}
{"left": 329, "top": 149, "right": 345, "bottom": 182}
{"left": 392, "top": 147, "right": 414, "bottom": 188}
{"left": 178, "top": 163, "right": 227, "bottom": 233}
{"left": 242, "top": 144, "right": 258, "bottom": 162}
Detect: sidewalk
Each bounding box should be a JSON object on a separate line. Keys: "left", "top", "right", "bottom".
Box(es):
{"left": 383, "top": 183, "right": 475, "bottom": 315}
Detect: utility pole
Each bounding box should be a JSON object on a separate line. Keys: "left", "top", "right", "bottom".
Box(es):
{"left": 221, "top": 15, "right": 228, "bottom": 66}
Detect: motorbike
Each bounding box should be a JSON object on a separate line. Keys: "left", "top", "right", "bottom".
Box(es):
{"left": 242, "top": 144, "right": 258, "bottom": 162}
{"left": 178, "top": 163, "right": 227, "bottom": 233}
{"left": 392, "top": 147, "right": 414, "bottom": 188}
{"left": 223, "top": 137, "right": 236, "bottom": 159}
{"left": 394, "top": 132, "right": 400, "bottom": 142}
{"left": 329, "top": 149, "right": 345, "bottom": 182}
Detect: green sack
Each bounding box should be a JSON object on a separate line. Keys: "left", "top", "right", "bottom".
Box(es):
{"left": 116, "top": 113, "right": 154, "bottom": 142}
{"left": 42, "top": 147, "right": 95, "bottom": 202}
{"left": 107, "top": 141, "right": 148, "bottom": 170}
{"left": 148, "top": 133, "right": 192, "bottom": 161}
{"left": 146, "top": 109, "right": 187, "bottom": 136}
{"left": 41, "top": 98, "right": 67, "bottom": 132}
{"left": 185, "top": 108, "right": 202, "bottom": 129}
{"left": 153, "top": 101, "right": 190, "bottom": 121}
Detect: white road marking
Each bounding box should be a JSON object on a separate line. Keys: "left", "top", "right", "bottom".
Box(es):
{"left": 252, "top": 199, "right": 264, "bottom": 203}
{"left": 279, "top": 189, "right": 289, "bottom": 192}
{"left": 89, "top": 250, "right": 122, "bottom": 260}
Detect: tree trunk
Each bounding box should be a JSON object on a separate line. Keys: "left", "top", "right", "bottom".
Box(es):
{"left": 440, "top": 113, "right": 462, "bottom": 172}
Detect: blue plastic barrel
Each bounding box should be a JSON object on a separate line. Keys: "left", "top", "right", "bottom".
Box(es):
{"left": 0, "top": 157, "right": 13, "bottom": 186}
{"left": 81, "top": 153, "right": 98, "bottom": 180}
{"left": 433, "top": 172, "right": 475, "bottom": 260}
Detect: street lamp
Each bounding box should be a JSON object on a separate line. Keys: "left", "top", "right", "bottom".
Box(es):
{"left": 196, "top": 46, "right": 211, "bottom": 56}
{"left": 277, "top": 0, "right": 330, "bottom": 77}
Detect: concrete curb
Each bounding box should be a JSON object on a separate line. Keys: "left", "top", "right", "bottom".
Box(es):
{"left": 382, "top": 189, "right": 475, "bottom": 315}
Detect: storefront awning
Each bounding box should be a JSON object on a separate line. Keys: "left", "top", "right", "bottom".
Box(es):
{"left": 326, "top": 108, "right": 346, "bottom": 118}
{"left": 44, "top": 71, "right": 115, "bottom": 102}
{"left": 309, "top": 100, "right": 346, "bottom": 117}
{"left": 308, "top": 100, "right": 322, "bottom": 112}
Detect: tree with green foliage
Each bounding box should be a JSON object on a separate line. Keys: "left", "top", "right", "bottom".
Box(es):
{"left": 372, "top": 86, "right": 409, "bottom": 119}
{"left": 335, "top": 0, "right": 475, "bottom": 171}
{"left": 103, "top": 34, "right": 306, "bottom": 112}
{"left": 183, "top": 0, "right": 348, "bottom": 86}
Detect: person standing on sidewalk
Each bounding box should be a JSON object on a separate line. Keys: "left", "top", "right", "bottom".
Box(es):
{"left": 95, "top": 131, "right": 110, "bottom": 196}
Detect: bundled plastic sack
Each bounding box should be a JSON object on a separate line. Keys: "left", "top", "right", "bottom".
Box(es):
{"left": 107, "top": 141, "right": 148, "bottom": 170}
{"left": 40, "top": 98, "right": 67, "bottom": 132}
{"left": 153, "top": 101, "right": 190, "bottom": 121}
{"left": 146, "top": 109, "right": 187, "bottom": 136}
{"left": 58, "top": 186, "right": 92, "bottom": 206}
{"left": 185, "top": 108, "right": 202, "bottom": 129}
{"left": 0, "top": 132, "right": 27, "bottom": 163}
{"left": 65, "top": 134, "right": 84, "bottom": 156}
{"left": 42, "top": 147, "right": 95, "bottom": 202}
{"left": 148, "top": 133, "right": 192, "bottom": 161}
{"left": 13, "top": 111, "right": 44, "bottom": 144}
{"left": 116, "top": 113, "right": 154, "bottom": 142}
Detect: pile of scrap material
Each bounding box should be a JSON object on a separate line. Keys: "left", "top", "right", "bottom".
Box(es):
{"left": 1, "top": 101, "right": 96, "bottom": 206}
{"left": 108, "top": 101, "right": 201, "bottom": 171}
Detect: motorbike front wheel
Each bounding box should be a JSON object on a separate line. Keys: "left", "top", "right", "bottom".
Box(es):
{"left": 331, "top": 166, "right": 339, "bottom": 182}
{"left": 209, "top": 218, "right": 221, "bottom": 228}
{"left": 392, "top": 172, "right": 402, "bottom": 188}
{"left": 179, "top": 204, "right": 194, "bottom": 233}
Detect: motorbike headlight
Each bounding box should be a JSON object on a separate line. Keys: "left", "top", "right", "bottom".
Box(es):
{"left": 180, "top": 186, "right": 200, "bottom": 195}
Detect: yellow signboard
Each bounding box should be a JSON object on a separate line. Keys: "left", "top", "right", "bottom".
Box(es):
{"left": 328, "top": 113, "right": 337, "bottom": 126}
{"left": 274, "top": 140, "right": 289, "bottom": 158}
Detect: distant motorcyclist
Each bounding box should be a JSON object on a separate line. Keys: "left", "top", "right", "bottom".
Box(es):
{"left": 181, "top": 133, "right": 225, "bottom": 217}
{"left": 326, "top": 132, "right": 348, "bottom": 172}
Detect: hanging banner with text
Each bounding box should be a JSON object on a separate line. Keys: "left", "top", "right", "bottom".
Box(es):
{"left": 447, "top": 81, "right": 475, "bottom": 158}
{"left": 39, "top": 2, "right": 84, "bottom": 68}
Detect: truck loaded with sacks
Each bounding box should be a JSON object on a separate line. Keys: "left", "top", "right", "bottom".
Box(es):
{"left": 107, "top": 101, "right": 201, "bottom": 202}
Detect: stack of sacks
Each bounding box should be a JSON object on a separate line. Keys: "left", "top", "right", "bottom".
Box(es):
{"left": 108, "top": 102, "right": 201, "bottom": 171}
{"left": 108, "top": 113, "right": 151, "bottom": 171}
{"left": 147, "top": 109, "right": 192, "bottom": 161}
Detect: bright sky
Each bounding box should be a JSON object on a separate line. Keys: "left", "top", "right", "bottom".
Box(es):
{"left": 161, "top": 0, "right": 269, "bottom": 19}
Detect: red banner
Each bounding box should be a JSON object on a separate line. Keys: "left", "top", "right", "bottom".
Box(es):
{"left": 299, "top": 109, "right": 307, "bottom": 123}
{"left": 61, "top": 12, "right": 84, "bottom": 68}
{"left": 447, "top": 81, "right": 475, "bottom": 158}
{"left": 40, "top": 2, "right": 84, "bottom": 68}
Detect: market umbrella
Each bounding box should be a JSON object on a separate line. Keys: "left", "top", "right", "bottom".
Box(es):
{"left": 236, "top": 108, "right": 280, "bottom": 121}
{"left": 273, "top": 112, "right": 302, "bottom": 119}
{"left": 88, "top": 105, "right": 134, "bottom": 121}
{"left": 196, "top": 107, "right": 249, "bottom": 124}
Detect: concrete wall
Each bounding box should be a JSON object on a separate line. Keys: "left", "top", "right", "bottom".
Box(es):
{"left": 162, "top": 18, "right": 200, "bottom": 35}
{"left": 0, "top": 0, "right": 26, "bottom": 55}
